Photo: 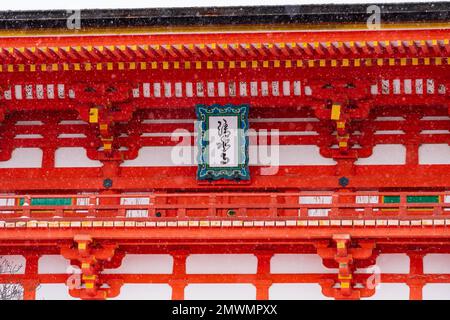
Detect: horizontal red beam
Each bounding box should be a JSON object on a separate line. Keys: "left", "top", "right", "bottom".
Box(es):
{"left": 1, "top": 242, "right": 450, "bottom": 254}
{"left": 0, "top": 63, "right": 448, "bottom": 82}
{"left": 0, "top": 166, "right": 448, "bottom": 191}
{"left": 0, "top": 29, "right": 449, "bottom": 48}
{"left": 1, "top": 225, "right": 450, "bottom": 242}
{"left": 2, "top": 273, "right": 450, "bottom": 285}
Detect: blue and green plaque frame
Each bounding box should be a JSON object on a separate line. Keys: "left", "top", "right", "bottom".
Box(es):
{"left": 196, "top": 104, "right": 250, "bottom": 181}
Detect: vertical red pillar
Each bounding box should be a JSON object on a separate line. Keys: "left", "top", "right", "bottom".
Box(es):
{"left": 41, "top": 117, "right": 57, "bottom": 169}
{"left": 22, "top": 253, "right": 40, "bottom": 300}
{"left": 171, "top": 280, "right": 187, "bottom": 300}
{"left": 405, "top": 115, "right": 419, "bottom": 166}
{"left": 254, "top": 251, "right": 273, "bottom": 300}
{"left": 170, "top": 250, "right": 189, "bottom": 300}
{"left": 41, "top": 147, "right": 55, "bottom": 168}
{"left": 407, "top": 252, "right": 425, "bottom": 300}
{"left": 405, "top": 144, "right": 419, "bottom": 165}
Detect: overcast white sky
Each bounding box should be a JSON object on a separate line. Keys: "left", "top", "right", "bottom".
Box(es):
{"left": 0, "top": 0, "right": 443, "bottom": 10}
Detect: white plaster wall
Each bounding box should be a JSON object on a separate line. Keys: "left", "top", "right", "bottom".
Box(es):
{"left": 36, "top": 284, "right": 78, "bottom": 300}
{"left": 424, "top": 254, "right": 450, "bottom": 273}
{"left": 185, "top": 284, "right": 256, "bottom": 300}
{"left": 374, "top": 254, "right": 409, "bottom": 274}
{"left": 7, "top": 143, "right": 443, "bottom": 169}
{"left": 187, "top": 254, "right": 257, "bottom": 274}
{"left": 9, "top": 134, "right": 450, "bottom": 171}
{"left": 355, "top": 144, "right": 406, "bottom": 165}
{"left": 0, "top": 148, "right": 42, "bottom": 168}
{"left": 423, "top": 284, "right": 450, "bottom": 300}
{"left": 104, "top": 254, "right": 173, "bottom": 274}
{"left": 121, "top": 146, "right": 195, "bottom": 167}
{"left": 419, "top": 144, "right": 450, "bottom": 164}
{"left": 271, "top": 254, "right": 336, "bottom": 274}
{"left": 54, "top": 147, "right": 102, "bottom": 167}
{"left": 121, "top": 145, "right": 336, "bottom": 167}
{"left": 355, "top": 254, "right": 409, "bottom": 277}
{"left": 110, "top": 284, "right": 172, "bottom": 300}
{"left": 121, "top": 144, "right": 423, "bottom": 167}
{"left": 269, "top": 284, "right": 332, "bottom": 300}
{"left": 38, "top": 255, "right": 71, "bottom": 274}
{"left": 362, "top": 284, "right": 409, "bottom": 300}
{"left": 261, "top": 145, "right": 335, "bottom": 166}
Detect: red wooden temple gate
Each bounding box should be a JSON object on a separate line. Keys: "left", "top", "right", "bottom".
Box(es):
{"left": 0, "top": 3, "right": 449, "bottom": 299}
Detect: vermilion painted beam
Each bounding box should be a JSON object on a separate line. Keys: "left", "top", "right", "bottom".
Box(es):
{"left": 0, "top": 64, "right": 448, "bottom": 83}
{"left": 3, "top": 273, "right": 450, "bottom": 285}
{"left": 0, "top": 166, "right": 448, "bottom": 191}
{"left": 0, "top": 29, "right": 449, "bottom": 49}
{"left": 2, "top": 226, "right": 450, "bottom": 242}
{"left": 2, "top": 243, "right": 450, "bottom": 255}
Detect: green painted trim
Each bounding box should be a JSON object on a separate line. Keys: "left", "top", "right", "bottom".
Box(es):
{"left": 19, "top": 197, "right": 72, "bottom": 206}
